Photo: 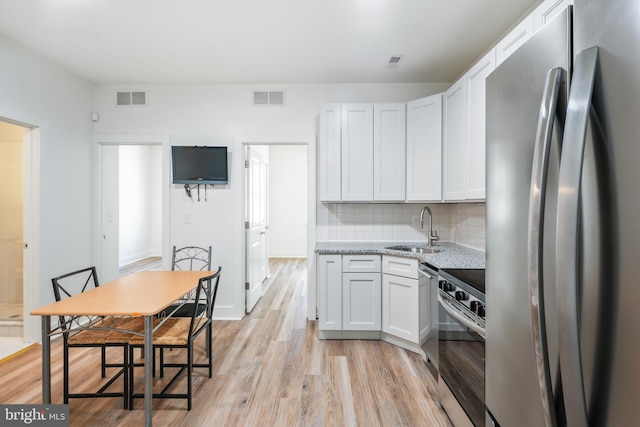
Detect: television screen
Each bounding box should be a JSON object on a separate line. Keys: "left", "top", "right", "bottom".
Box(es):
{"left": 172, "top": 146, "right": 229, "bottom": 185}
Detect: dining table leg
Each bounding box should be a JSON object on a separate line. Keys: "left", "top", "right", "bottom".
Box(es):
{"left": 41, "top": 315, "right": 51, "bottom": 404}
{"left": 144, "top": 315, "right": 153, "bottom": 427}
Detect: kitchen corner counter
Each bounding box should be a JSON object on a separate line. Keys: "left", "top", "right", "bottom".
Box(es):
{"left": 315, "top": 241, "right": 485, "bottom": 270}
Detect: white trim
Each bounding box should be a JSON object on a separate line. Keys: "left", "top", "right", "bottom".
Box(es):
{"left": 233, "top": 134, "right": 317, "bottom": 320}
{"left": 93, "top": 134, "right": 172, "bottom": 279}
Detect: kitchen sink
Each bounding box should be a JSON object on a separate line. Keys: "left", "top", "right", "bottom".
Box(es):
{"left": 385, "top": 245, "right": 442, "bottom": 254}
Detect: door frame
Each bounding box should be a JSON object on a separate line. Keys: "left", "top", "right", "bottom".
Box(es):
{"left": 233, "top": 134, "right": 317, "bottom": 320}
{"left": 94, "top": 134, "right": 172, "bottom": 278}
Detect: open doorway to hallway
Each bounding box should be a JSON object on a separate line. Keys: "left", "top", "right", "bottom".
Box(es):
{"left": 0, "top": 119, "right": 34, "bottom": 359}
{"left": 245, "top": 144, "right": 307, "bottom": 313}
{"left": 101, "top": 144, "right": 163, "bottom": 281}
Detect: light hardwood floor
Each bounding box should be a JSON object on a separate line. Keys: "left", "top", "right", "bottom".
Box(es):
{"left": 0, "top": 258, "right": 451, "bottom": 426}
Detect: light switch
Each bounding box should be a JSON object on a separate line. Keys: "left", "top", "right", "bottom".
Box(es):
{"left": 184, "top": 213, "right": 191, "bottom": 224}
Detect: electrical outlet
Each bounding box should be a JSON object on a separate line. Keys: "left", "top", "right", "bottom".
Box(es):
{"left": 412, "top": 216, "right": 420, "bottom": 226}
{"left": 184, "top": 213, "right": 192, "bottom": 224}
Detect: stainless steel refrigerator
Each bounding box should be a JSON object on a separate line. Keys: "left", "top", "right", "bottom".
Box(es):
{"left": 486, "top": 0, "right": 640, "bottom": 426}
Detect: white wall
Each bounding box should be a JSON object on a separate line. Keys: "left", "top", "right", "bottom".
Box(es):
{"left": 268, "top": 145, "right": 307, "bottom": 258}
{"left": 92, "top": 82, "right": 449, "bottom": 319}
{"left": 118, "top": 145, "right": 162, "bottom": 266}
{"left": 0, "top": 35, "right": 94, "bottom": 341}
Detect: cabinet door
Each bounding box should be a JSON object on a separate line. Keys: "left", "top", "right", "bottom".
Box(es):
{"left": 343, "top": 272, "right": 381, "bottom": 331}
{"left": 533, "top": 0, "right": 572, "bottom": 31}
{"left": 318, "top": 104, "right": 342, "bottom": 201}
{"left": 465, "top": 49, "right": 496, "bottom": 200}
{"left": 382, "top": 273, "right": 419, "bottom": 343}
{"left": 406, "top": 94, "right": 442, "bottom": 201}
{"left": 443, "top": 79, "right": 468, "bottom": 201}
{"left": 341, "top": 104, "right": 374, "bottom": 201}
{"left": 374, "top": 103, "right": 406, "bottom": 201}
{"left": 317, "top": 255, "right": 343, "bottom": 330}
{"left": 496, "top": 14, "right": 534, "bottom": 66}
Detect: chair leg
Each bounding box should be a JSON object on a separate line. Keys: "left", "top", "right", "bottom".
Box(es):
{"left": 63, "top": 342, "right": 70, "bottom": 404}
{"left": 123, "top": 344, "right": 129, "bottom": 410}
{"left": 101, "top": 346, "right": 107, "bottom": 378}
{"left": 128, "top": 345, "right": 135, "bottom": 410}
{"left": 160, "top": 348, "right": 164, "bottom": 378}
{"left": 207, "top": 325, "right": 213, "bottom": 378}
{"left": 187, "top": 344, "right": 193, "bottom": 411}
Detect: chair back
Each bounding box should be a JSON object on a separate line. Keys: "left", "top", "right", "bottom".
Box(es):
{"left": 176, "top": 268, "right": 221, "bottom": 339}
{"left": 51, "top": 267, "right": 100, "bottom": 333}
{"left": 171, "top": 246, "right": 212, "bottom": 271}
{"left": 204, "top": 267, "right": 222, "bottom": 321}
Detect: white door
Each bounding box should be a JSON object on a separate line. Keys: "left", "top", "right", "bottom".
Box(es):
{"left": 245, "top": 146, "right": 269, "bottom": 313}
{"left": 101, "top": 145, "right": 120, "bottom": 282}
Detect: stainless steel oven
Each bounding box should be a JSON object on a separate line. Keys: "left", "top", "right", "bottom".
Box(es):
{"left": 437, "top": 268, "right": 486, "bottom": 427}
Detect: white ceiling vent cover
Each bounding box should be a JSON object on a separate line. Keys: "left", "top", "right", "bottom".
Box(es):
{"left": 253, "top": 90, "right": 285, "bottom": 106}
{"left": 116, "top": 91, "right": 148, "bottom": 106}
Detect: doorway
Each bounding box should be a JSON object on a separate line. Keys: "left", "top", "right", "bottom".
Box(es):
{"left": 0, "top": 118, "right": 38, "bottom": 359}
{"left": 99, "top": 140, "right": 165, "bottom": 283}
{"left": 244, "top": 144, "right": 308, "bottom": 313}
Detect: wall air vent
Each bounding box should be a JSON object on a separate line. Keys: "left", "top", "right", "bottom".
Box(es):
{"left": 252, "top": 90, "right": 286, "bottom": 106}
{"left": 116, "top": 91, "right": 148, "bottom": 106}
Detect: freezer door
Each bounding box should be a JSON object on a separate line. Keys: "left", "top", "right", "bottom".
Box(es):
{"left": 485, "top": 8, "right": 571, "bottom": 427}
{"left": 571, "top": 0, "right": 640, "bottom": 425}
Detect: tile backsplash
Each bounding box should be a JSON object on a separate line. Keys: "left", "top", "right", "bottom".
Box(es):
{"left": 318, "top": 202, "right": 485, "bottom": 251}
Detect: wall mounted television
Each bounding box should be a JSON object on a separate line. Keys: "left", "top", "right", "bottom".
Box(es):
{"left": 171, "top": 145, "right": 229, "bottom": 185}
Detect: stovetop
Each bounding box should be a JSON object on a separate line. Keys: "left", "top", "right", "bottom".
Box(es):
{"left": 440, "top": 268, "right": 485, "bottom": 295}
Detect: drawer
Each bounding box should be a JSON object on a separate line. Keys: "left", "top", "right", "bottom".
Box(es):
{"left": 342, "top": 254, "right": 381, "bottom": 273}
{"left": 382, "top": 255, "right": 419, "bottom": 279}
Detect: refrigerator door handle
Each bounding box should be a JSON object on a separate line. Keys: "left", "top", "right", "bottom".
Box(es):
{"left": 556, "top": 46, "right": 600, "bottom": 427}
{"left": 528, "top": 67, "right": 563, "bottom": 427}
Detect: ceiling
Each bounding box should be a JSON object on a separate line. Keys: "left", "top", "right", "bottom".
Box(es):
{"left": 0, "top": 0, "right": 541, "bottom": 85}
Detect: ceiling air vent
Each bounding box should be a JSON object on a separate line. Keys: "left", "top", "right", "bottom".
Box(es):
{"left": 116, "top": 91, "right": 148, "bottom": 106}
{"left": 253, "top": 90, "right": 285, "bottom": 106}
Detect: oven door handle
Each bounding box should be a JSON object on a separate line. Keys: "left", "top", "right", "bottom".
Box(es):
{"left": 438, "top": 294, "right": 486, "bottom": 339}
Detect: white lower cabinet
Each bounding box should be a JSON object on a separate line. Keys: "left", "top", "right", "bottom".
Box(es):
{"left": 343, "top": 273, "right": 381, "bottom": 331}
{"left": 382, "top": 256, "right": 430, "bottom": 348}
{"left": 382, "top": 273, "right": 420, "bottom": 342}
{"left": 317, "top": 254, "right": 343, "bottom": 331}
{"left": 318, "top": 254, "right": 381, "bottom": 336}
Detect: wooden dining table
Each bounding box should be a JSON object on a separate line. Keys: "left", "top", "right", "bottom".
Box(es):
{"left": 31, "top": 270, "right": 214, "bottom": 427}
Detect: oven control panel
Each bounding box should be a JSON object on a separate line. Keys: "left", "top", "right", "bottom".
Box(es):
{"left": 439, "top": 279, "right": 486, "bottom": 320}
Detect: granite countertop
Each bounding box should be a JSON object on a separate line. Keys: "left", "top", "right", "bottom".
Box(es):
{"left": 315, "top": 241, "right": 485, "bottom": 270}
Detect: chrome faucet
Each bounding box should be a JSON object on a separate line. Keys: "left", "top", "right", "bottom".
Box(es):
{"left": 419, "top": 206, "right": 439, "bottom": 247}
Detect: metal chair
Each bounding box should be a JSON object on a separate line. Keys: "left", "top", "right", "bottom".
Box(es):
{"left": 128, "top": 268, "right": 221, "bottom": 410}
{"left": 51, "top": 267, "right": 143, "bottom": 409}
{"left": 161, "top": 246, "right": 212, "bottom": 318}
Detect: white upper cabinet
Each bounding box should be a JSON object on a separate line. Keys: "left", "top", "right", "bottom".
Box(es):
{"left": 496, "top": 14, "right": 534, "bottom": 66}
{"left": 406, "top": 94, "right": 442, "bottom": 202}
{"left": 341, "top": 104, "right": 374, "bottom": 201}
{"left": 443, "top": 79, "right": 467, "bottom": 201}
{"left": 374, "top": 103, "right": 406, "bottom": 201}
{"left": 466, "top": 49, "right": 496, "bottom": 199}
{"left": 534, "top": 0, "right": 572, "bottom": 31}
{"left": 318, "top": 104, "right": 341, "bottom": 202}
{"left": 319, "top": 103, "right": 406, "bottom": 203}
